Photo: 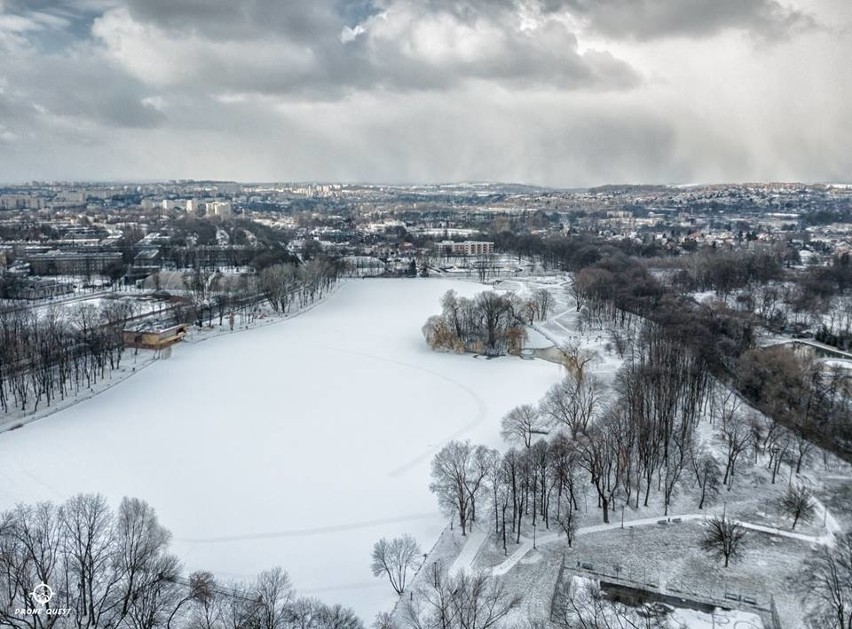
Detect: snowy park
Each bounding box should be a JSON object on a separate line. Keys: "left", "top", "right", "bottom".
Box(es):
{"left": 0, "top": 278, "right": 563, "bottom": 620}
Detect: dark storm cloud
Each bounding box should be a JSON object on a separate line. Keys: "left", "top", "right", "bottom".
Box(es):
{"left": 558, "top": 0, "right": 815, "bottom": 40}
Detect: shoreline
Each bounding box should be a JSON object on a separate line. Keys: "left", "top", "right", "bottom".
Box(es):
{"left": 0, "top": 279, "right": 346, "bottom": 437}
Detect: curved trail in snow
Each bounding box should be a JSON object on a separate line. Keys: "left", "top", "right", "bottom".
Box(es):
{"left": 317, "top": 345, "right": 489, "bottom": 478}
{"left": 174, "top": 511, "right": 437, "bottom": 543}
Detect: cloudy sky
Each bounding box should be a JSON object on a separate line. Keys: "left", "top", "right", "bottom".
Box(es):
{"left": 0, "top": 0, "right": 849, "bottom": 186}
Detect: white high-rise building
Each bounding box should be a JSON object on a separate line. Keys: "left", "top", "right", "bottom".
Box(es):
{"left": 206, "top": 201, "right": 232, "bottom": 217}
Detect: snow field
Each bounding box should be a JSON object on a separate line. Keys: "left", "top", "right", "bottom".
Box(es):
{"left": 0, "top": 279, "right": 563, "bottom": 621}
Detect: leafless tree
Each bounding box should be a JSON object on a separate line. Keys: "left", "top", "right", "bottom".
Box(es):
{"left": 373, "top": 611, "right": 396, "bottom": 629}
{"left": 0, "top": 502, "right": 63, "bottom": 629}
{"left": 253, "top": 567, "right": 295, "bottom": 629}
{"left": 701, "top": 516, "right": 747, "bottom": 568}
{"left": 540, "top": 373, "right": 602, "bottom": 438}
{"left": 797, "top": 532, "right": 852, "bottom": 629}
{"left": 60, "top": 493, "right": 121, "bottom": 627}
{"left": 575, "top": 412, "right": 625, "bottom": 524}
{"left": 558, "top": 505, "right": 577, "bottom": 548}
{"left": 500, "top": 404, "right": 546, "bottom": 449}
{"left": 404, "top": 567, "right": 519, "bottom": 629}
{"left": 287, "top": 596, "right": 363, "bottom": 629}
{"left": 532, "top": 289, "right": 554, "bottom": 321}
{"left": 114, "top": 497, "right": 181, "bottom": 628}
{"left": 554, "top": 343, "right": 597, "bottom": 382}
{"left": 548, "top": 433, "right": 580, "bottom": 518}
{"left": 766, "top": 421, "right": 792, "bottom": 484}
{"left": 430, "top": 442, "right": 487, "bottom": 536}
{"left": 371, "top": 535, "right": 422, "bottom": 595}
{"left": 717, "top": 398, "right": 753, "bottom": 488}
{"left": 165, "top": 571, "right": 216, "bottom": 629}
{"left": 781, "top": 484, "right": 816, "bottom": 530}
{"left": 690, "top": 448, "right": 721, "bottom": 510}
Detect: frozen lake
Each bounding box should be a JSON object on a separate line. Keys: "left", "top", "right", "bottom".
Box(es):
{"left": 0, "top": 279, "right": 562, "bottom": 621}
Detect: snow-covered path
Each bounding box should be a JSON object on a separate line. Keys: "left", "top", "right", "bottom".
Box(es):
{"left": 489, "top": 511, "right": 833, "bottom": 577}
{"left": 447, "top": 526, "right": 489, "bottom": 575}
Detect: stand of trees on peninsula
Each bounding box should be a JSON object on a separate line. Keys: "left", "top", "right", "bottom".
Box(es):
{"left": 422, "top": 289, "right": 552, "bottom": 356}
{"left": 0, "top": 494, "right": 361, "bottom": 629}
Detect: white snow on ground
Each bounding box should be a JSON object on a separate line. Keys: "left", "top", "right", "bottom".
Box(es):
{"left": 524, "top": 326, "right": 553, "bottom": 349}
{"left": 0, "top": 279, "right": 563, "bottom": 622}
{"left": 671, "top": 607, "right": 764, "bottom": 628}
{"left": 447, "top": 525, "right": 488, "bottom": 575}
{"left": 488, "top": 511, "right": 833, "bottom": 578}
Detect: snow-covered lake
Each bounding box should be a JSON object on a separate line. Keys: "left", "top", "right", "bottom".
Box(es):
{"left": 0, "top": 279, "right": 562, "bottom": 621}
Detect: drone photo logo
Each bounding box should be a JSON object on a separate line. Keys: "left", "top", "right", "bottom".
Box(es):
{"left": 30, "top": 583, "right": 54, "bottom": 608}
{"left": 14, "top": 582, "right": 71, "bottom": 617}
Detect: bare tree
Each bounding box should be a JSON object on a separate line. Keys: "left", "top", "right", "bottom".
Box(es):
{"left": 780, "top": 484, "right": 816, "bottom": 530}
{"left": 371, "top": 535, "right": 422, "bottom": 595}
{"left": 374, "top": 611, "right": 396, "bottom": 629}
{"left": 690, "top": 448, "right": 721, "bottom": 510}
{"left": 404, "top": 567, "right": 519, "bottom": 629}
{"left": 500, "top": 404, "right": 546, "bottom": 448}
{"left": 797, "top": 532, "right": 852, "bottom": 629}
{"left": 532, "top": 289, "right": 554, "bottom": 321}
{"left": 701, "top": 516, "right": 747, "bottom": 568}
{"left": 766, "top": 422, "right": 792, "bottom": 484}
{"left": 575, "top": 412, "right": 624, "bottom": 524}
{"left": 555, "top": 343, "right": 597, "bottom": 382}
{"left": 0, "top": 502, "right": 63, "bottom": 629}
{"left": 254, "top": 567, "right": 295, "bottom": 629}
{"left": 558, "top": 505, "right": 577, "bottom": 548}
{"left": 288, "top": 596, "right": 363, "bottom": 629}
{"left": 165, "top": 571, "right": 213, "bottom": 629}
{"left": 112, "top": 497, "right": 182, "bottom": 629}
{"left": 540, "top": 373, "right": 602, "bottom": 438}
{"left": 60, "top": 493, "right": 121, "bottom": 628}
{"left": 430, "top": 441, "right": 486, "bottom": 536}
{"left": 718, "top": 401, "right": 754, "bottom": 488}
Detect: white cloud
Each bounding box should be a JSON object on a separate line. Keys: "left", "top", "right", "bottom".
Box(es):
{"left": 0, "top": 0, "right": 848, "bottom": 185}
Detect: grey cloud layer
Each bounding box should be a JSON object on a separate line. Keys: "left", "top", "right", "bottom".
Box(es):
{"left": 0, "top": 0, "right": 844, "bottom": 186}
{"left": 561, "top": 0, "right": 815, "bottom": 40}
{"left": 101, "top": 0, "right": 641, "bottom": 96}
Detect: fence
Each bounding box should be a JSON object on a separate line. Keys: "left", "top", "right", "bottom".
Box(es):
{"left": 550, "top": 557, "right": 777, "bottom": 628}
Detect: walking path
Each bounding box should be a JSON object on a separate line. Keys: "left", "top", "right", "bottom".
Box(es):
{"left": 447, "top": 526, "right": 489, "bottom": 575}
{"left": 444, "top": 509, "right": 838, "bottom": 578}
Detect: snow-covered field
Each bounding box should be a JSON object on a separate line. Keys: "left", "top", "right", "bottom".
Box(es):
{"left": 0, "top": 279, "right": 562, "bottom": 621}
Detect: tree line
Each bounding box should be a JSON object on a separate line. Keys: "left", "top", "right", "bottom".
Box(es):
{"left": 0, "top": 301, "right": 129, "bottom": 414}
{"left": 529, "top": 241, "right": 851, "bottom": 464}
{"left": 428, "top": 317, "right": 829, "bottom": 547}
{"left": 0, "top": 494, "right": 361, "bottom": 629}
{"left": 258, "top": 258, "right": 344, "bottom": 316}
{"left": 427, "top": 323, "right": 717, "bottom": 549}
